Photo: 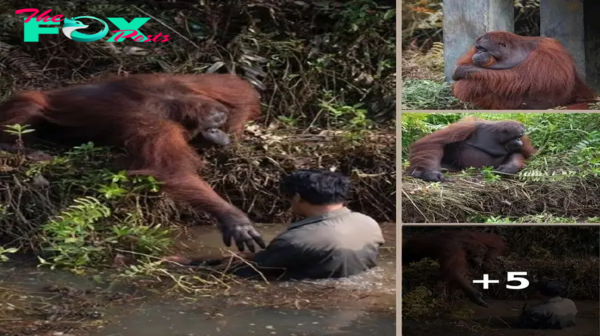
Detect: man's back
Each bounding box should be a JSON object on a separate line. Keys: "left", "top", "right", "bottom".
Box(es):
{"left": 518, "top": 297, "right": 577, "bottom": 329}
{"left": 276, "top": 207, "right": 385, "bottom": 279}
{"left": 232, "top": 169, "right": 385, "bottom": 281}
{"left": 235, "top": 207, "right": 385, "bottom": 280}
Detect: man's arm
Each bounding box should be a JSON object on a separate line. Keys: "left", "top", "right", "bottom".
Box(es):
{"left": 231, "top": 237, "right": 303, "bottom": 279}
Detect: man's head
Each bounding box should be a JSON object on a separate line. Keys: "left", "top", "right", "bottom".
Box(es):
{"left": 535, "top": 280, "right": 565, "bottom": 299}
{"left": 279, "top": 169, "right": 351, "bottom": 217}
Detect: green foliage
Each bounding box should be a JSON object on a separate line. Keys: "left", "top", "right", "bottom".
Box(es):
{"left": 111, "top": 218, "right": 171, "bottom": 254}
{"left": 30, "top": 141, "right": 161, "bottom": 196}
{"left": 401, "top": 80, "right": 465, "bottom": 110}
{"left": 479, "top": 166, "right": 503, "bottom": 182}
{"left": 3, "top": 124, "right": 34, "bottom": 136}
{"left": 97, "top": 170, "right": 160, "bottom": 199}
{"left": 39, "top": 197, "right": 112, "bottom": 270}
{"left": 38, "top": 195, "right": 172, "bottom": 271}
{"left": 477, "top": 214, "right": 598, "bottom": 224}
{"left": 400, "top": 112, "right": 461, "bottom": 151}
{"left": 0, "top": 247, "right": 18, "bottom": 262}
{"left": 319, "top": 99, "right": 373, "bottom": 130}
{"left": 3, "top": 124, "right": 34, "bottom": 150}
{"left": 1, "top": 125, "right": 173, "bottom": 271}
{"left": 65, "top": 142, "right": 111, "bottom": 162}
{"left": 0, "top": 204, "right": 8, "bottom": 218}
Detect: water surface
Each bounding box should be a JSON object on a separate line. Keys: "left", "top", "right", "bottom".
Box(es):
{"left": 0, "top": 223, "right": 397, "bottom": 336}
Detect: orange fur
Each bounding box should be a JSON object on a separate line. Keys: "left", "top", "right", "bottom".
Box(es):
{"left": 452, "top": 32, "right": 597, "bottom": 109}
{"left": 408, "top": 117, "right": 537, "bottom": 174}
{"left": 0, "top": 73, "right": 260, "bottom": 228}
{"left": 403, "top": 231, "right": 506, "bottom": 306}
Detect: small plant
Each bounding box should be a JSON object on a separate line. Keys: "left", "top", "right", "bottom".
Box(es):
{"left": 39, "top": 196, "right": 112, "bottom": 270}
{"left": 3, "top": 123, "right": 35, "bottom": 151}
{"left": 0, "top": 204, "right": 9, "bottom": 218}
{"left": 277, "top": 115, "right": 299, "bottom": 128}
{"left": 38, "top": 189, "right": 173, "bottom": 271}
{"left": 481, "top": 166, "right": 503, "bottom": 182}
{"left": 65, "top": 142, "right": 111, "bottom": 161}
{"left": 452, "top": 165, "right": 503, "bottom": 182}
{"left": 483, "top": 216, "right": 513, "bottom": 224}
{"left": 319, "top": 100, "right": 372, "bottom": 129}
{"left": 98, "top": 170, "right": 161, "bottom": 199}
{"left": 0, "top": 247, "right": 18, "bottom": 262}
{"left": 109, "top": 214, "right": 172, "bottom": 254}
{"left": 476, "top": 214, "right": 583, "bottom": 224}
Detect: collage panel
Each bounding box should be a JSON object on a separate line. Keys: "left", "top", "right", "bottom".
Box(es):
{"left": 401, "top": 225, "right": 600, "bottom": 336}
{"left": 401, "top": 112, "right": 600, "bottom": 224}
{"left": 401, "top": 0, "right": 600, "bottom": 111}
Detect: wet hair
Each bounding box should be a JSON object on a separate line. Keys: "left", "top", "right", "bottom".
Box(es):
{"left": 537, "top": 280, "right": 565, "bottom": 297}
{"left": 279, "top": 169, "right": 351, "bottom": 205}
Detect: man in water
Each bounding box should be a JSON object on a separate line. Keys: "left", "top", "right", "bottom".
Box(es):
{"left": 171, "top": 169, "right": 385, "bottom": 280}
{"left": 517, "top": 280, "right": 577, "bottom": 329}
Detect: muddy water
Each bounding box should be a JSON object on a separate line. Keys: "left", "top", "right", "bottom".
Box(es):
{"left": 97, "top": 302, "right": 394, "bottom": 336}
{"left": 0, "top": 223, "right": 396, "bottom": 336}
{"left": 172, "top": 223, "right": 397, "bottom": 294}
{"left": 403, "top": 299, "right": 600, "bottom": 336}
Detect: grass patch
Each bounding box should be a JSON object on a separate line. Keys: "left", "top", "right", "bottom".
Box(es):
{"left": 401, "top": 113, "right": 600, "bottom": 223}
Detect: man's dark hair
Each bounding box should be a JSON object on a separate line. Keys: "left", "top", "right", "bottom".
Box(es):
{"left": 537, "top": 280, "right": 565, "bottom": 297}
{"left": 279, "top": 169, "right": 351, "bottom": 205}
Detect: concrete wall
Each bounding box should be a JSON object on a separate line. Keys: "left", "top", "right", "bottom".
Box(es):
{"left": 584, "top": 1, "right": 600, "bottom": 90}
{"left": 540, "top": 0, "right": 585, "bottom": 78}
{"left": 442, "top": 0, "right": 514, "bottom": 82}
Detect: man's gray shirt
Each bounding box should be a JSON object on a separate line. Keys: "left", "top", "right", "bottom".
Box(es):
{"left": 233, "top": 207, "right": 385, "bottom": 280}
{"left": 518, "top": 297, "right": 577, "bottom": 329}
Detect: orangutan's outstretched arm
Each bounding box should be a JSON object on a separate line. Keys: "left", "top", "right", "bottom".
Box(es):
{"left": 122, "top": 117, "right": 266, "bottom": 252}
{"left": 440, "top": 247, "right": 490, "bottom": 308}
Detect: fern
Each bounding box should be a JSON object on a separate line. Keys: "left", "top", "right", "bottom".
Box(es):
{"left": 568, "top": 131, "right": 600, "bottom": 155}
{"left": 427, "top": 42, "right": 444, "bottom": 58}
{"left": 40, "top": 197, "right": 112, "bottom": 269}
{"left": 0, "top": 41, "right": 41, "bottom": 77}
